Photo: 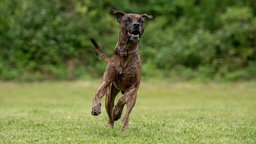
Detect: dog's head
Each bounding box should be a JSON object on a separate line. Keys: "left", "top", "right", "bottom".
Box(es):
{"left": 110, "top": 9, "right": 153, "bottom": 42}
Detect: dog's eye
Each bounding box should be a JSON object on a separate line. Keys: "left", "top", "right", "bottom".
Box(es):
{"left": 125, "top": 18, "right": 131, "bottom": 23}
{"left": 138, "top": 18, "right": 144, "bottom": 23}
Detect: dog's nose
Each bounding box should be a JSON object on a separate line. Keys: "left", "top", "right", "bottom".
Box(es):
{"left": 133, "top": 23, "right": 140, "bottom": 27}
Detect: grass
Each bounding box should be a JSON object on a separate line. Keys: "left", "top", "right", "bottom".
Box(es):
{"left": 0, "top": 80, "right": 256, "bottom": 143}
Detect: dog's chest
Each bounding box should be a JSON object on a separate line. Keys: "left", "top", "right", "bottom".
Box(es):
{"left": 113, "top": 55, "right": 141, "bottom": 90}
{"left": 121, "top": 58, "right": 139, "bottom": 73}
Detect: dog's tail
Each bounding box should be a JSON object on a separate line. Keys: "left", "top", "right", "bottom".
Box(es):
{"left": 90, "top": 38, "right": 109, "bottom": 63}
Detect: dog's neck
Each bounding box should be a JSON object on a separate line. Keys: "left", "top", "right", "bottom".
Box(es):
{"left": 115, "top": 30, "right": 140, "bottom": 68}
{"left": 116, "top": 29, "right": 140, "bottom": 57}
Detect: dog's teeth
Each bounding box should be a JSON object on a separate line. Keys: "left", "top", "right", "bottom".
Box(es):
{"left": 132, "top": 34, "right": 139, "bottom": 37}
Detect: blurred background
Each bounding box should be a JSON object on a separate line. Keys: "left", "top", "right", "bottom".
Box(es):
{"left": 0, "top": 0, "right": 256, "bottom": 81}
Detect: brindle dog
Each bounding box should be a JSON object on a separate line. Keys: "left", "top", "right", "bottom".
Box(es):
{"left": 90, "top": 9, "right": 152, "bottom": 130}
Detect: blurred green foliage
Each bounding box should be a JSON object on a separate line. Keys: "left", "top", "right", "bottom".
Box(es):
{"left": 0, "top": 0, "right": 256, "bottom": 81}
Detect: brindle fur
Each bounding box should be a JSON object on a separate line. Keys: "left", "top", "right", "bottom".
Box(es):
{"left": 91, "top": 9, "right": 152, "bottom": 130}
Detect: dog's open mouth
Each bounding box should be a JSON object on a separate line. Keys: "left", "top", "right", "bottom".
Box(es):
{"left": 128, "top": 30, "right": 141, "bottom": 40}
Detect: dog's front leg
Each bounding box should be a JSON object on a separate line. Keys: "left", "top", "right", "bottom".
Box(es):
{"left": 91, "top": 81, "right": 109, "bottom": 116}
{"left": 121, "top": 88, "right": 137, "bottom": 131}
{"left": 112, "top": 87, "right": 137, "bottom": 130}
{"left": 91, "top": 66, "right": 115, "bottom": 116}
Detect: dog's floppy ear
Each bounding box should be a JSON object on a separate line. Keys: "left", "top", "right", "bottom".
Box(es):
{"left": 110, "top": 8, "right": 125, "bottom": 23}
{"left": 141, "top": 14, "right": 153, "bottom": 20}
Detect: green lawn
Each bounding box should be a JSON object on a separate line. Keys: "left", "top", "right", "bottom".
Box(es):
{"left": 0, "top": 80, "right": 256, "bottom": 143}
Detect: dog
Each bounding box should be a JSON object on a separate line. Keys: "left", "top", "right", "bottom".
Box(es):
{"left": 90, "top": 9, "right": 152, "bottom": 130}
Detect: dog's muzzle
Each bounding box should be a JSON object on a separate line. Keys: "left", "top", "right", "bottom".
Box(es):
{"left": 128, "top": 24, "right": 142, "bottom": 41}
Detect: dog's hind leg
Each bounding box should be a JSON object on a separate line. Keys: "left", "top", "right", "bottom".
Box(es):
{"left": 105, "top": 84, "right": 119, "bottom": 128}
{"left": 112, "top": 96, "right": 126, "bottom": 121}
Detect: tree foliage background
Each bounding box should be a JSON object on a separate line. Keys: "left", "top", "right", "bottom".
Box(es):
{"left": 1, "top": 0, "right": 256, "bottom": 81}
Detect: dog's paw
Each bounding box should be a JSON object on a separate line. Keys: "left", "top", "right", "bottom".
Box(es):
{"left": 112, "top": 107, "right": 122, "bottom": 121}
{"left": 91, "top": 104, "right": 101, "bottom": 116}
